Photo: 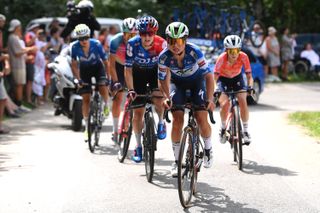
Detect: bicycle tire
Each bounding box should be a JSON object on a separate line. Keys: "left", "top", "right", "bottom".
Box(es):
{"left": 88, "top": 101, "right": 97, "bottom": 153}
{"left": 235, "top": 105, "right": 243, "bottom": 170}
{"left": 118, "top": 110, "right": 133, "bottom": 163}
{"left": 178, "top": 128, "right": 195, "bottom": 208}
{"left": 143, "top": 112, "right": 156, "bottom": 182}
{"left": 192, "top": 133, "right": 201, "bottom": 196}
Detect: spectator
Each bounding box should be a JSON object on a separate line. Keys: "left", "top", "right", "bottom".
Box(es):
{"left": 280, "top": 27, "right": 295, "bottom": 81}
{"left": 0, "top": 14, "right": 10, "bottom": 134}
{"left": 265, "top": 26, "right": 281, "bottom": 82}
{"left": 33, "top": 29, "right": 49, "bottom": 106}
{"left": 98, "top": 28, "right": 108, "bottom": 51}
{"left": 247, "top": 23, "right": 268, "bottom": 77}
{"left": 300, "top": 43, "right": 320, "bottom": 72}
{"left": 7, "top": 19, "right": 35, "bottom": 110}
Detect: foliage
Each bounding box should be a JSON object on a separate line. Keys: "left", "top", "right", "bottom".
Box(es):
{"left": 0, "top": 0, "right": 319, "bottom": 34}
{"left": 289, "top": 112, "right": 320, "bottom": 140}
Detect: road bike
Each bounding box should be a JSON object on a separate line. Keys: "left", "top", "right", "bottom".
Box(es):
{"left": 165, "top": 100, "right": 215, "bottom": 208}
{"left": 215, "top": 90, "right": 252, "bottom": 170}
{"left": 84, "top": 77, "right": 105, "bottom": 153}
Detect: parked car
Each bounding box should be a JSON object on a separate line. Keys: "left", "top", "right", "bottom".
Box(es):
{"left": 187, "top": 38, "right": 265, "bottom": 104}
{"left": 26, "top": 17, "right": 123, "bottom": 35}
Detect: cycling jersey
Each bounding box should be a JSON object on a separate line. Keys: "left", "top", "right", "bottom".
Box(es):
{"left": 214, "top": 51, "right": 251, "bottom": 78}
{"left": 158, "top": 42, "right": 209, "bottom": 83}
{"left": 71, "top": 38, "right": 107, "bottom": 67}
{"left": 109, "top": 32, "right": 127, "bottom": 65}
{"left": 71, "top": 38, "right": 108, "bottom": 94}
{"left": 125, "top": 35, "right": 166, "bottom": 68}
{"left": 158, "top": 42, "right": 210, "bottom": 110}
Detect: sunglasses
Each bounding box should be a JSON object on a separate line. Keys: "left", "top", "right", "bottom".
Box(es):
{"left": 124, "top": 32, "right": 136, "bottom": 39}
{"left": 139, "top": 31, "right": 155, "bottom": 37}
{"left": 167, "top": 38, "right": 186, "bottom": 46}
{"left": 226, "top": 48, "right": 240, "bottom": 55}
{"left": 79, "top": 36, "right": 90, "bottom": 41}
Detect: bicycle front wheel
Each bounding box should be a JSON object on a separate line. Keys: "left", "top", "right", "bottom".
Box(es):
{"left": 118, "top": 110, "right": 133, "bottom": 163}
{"left": 88, "top": 102, "right": 98, "bottom": 153}
{"left": 143, "top": 113, "right": 156, "bottom": 182}
{"left": 178, "top": 128, "right": 195, "bottom": 208}
{"left": 234, "top": 105, "right": 243, "bottom": 170}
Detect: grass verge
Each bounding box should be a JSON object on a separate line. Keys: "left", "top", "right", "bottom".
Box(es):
{"left": 288, "top": 111, "right": 320, "bottom": 141}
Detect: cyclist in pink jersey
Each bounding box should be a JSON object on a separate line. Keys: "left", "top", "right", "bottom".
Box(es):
{"left": 109, "top": 17, "right": 138, "bottom": 143}
{"left": 213, "top": 35, "right": 253, "bottom": 145}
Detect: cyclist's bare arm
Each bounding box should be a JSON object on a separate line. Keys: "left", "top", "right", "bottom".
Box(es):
{"left": 124, "top": 66, "right": 134, "bottom": 90}
{"left": 71, "top": 59, "right": 80, "bottom": 80}
{"left": 159, "top": 68, "right": 171, "bottom": 99}
{"left": 246, "top": 72, "right": 253, "bottom": 87}
{"left": 109, "top": 54, "right": 118, "bottom": 82}
{"left": 205, "top": 72, "right": 214, "bottom": 102}
{"left": 102, "top": 59, "right": 110, "bottom": 79}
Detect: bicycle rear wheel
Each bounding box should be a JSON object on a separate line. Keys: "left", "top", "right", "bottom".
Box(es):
{"left": 178, "top": 128, "right": 195, "bottom": 208}
{"left": 118, "top": 110, "right": 133, "bottom": 163}
{"left": 88, "top": 102, "right": 98, "bottom": 153}
{"left": 143, "top": 113, "right": 156, "bottom": 182}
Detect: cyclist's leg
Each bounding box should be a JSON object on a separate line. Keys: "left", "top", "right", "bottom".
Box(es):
{"left": 111, "top": 62, "right": 126, "bottom": 141}
{"left": 149, "top": 66, "right": 166, "bottom": 140}
{"left": 192, "top": 81, "right": 213, "bottom": 168}
{"left": 217, "top": 77, "right": 230, "bottom": 143}
{"left": 234, "top": 74, "right": 251, "bottom": 144}
{"left": 170, "top": 83, "right": 186, "bottom": 176}
{"left": 96, "top": 63, "right": 109, "bottom": 115}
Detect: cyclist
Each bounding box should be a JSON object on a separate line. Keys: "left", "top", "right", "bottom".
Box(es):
{"left": 125, "top": 15, "right": 167, "bottom": 163}
{"left": 158, "top": 22, "right": 215, "bottom": 176}
{"left": 70, "top": 24, "right": 110, "bottom": 140}
{"left": 109, "top": 17, "right": 138, "bottom": 143}
{"left": 213, "top": 35, "right": 253, "bottom": 145}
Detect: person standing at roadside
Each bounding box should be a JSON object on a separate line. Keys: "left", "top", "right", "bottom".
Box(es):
{"left": 265, "top": 26, "right": 281, "bottom": 82}
{"left": 7, "top": 19, "right": 36, "bottom": 111}
{"left": 280, "top": 27, "right": 295, "bottom": 81}
{"left": 24, "top": 23, "right": 40, "bottom": 107}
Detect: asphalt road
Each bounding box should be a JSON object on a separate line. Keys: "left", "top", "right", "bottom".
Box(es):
{"left": 0, "top": 82, "right": 320, "bottom": 213}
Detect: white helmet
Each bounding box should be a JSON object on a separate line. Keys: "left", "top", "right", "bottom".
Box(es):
{"left": 165, "top": 22, "right": 189, "bottom": 39}
{"left": 122, "top": 18, "right": 137, "bottom": 33}
{"left": 77, "top": 0, "right": 94, "bottom": 9}
{"left": 223, "top": 35, "right": 242, "bottom": 49}
{"left": 74, "top": 24, "right": 90, "bottom": 38}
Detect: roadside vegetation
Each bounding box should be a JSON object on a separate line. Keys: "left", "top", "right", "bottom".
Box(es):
{"left": 288, "top": 112, "right": 320, "bottom": 141}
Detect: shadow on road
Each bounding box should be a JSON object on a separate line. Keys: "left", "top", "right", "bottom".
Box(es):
{"left": 242, "top": 160, "right": 298, "bottom": 176}
{"left": 189, "top": 181, "right": 263, "bottom": 213}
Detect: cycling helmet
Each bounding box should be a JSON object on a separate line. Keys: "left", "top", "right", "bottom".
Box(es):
{"left": 74, "top": 24, "right": 91, "bottom": 38}
{"left": 122, "top": 18, "right": 137, "bottom": 33}
{"left": 223, "top": 35, "right": 242, "bottom": 49}
{"left": 137, "top": 15, "right": 158, "bottom": 33}
{"left": 165, "top": 22, "right": 189, "bottom": 39}
{"left": 77, "top": 0, "right": 94, "bottom": 9}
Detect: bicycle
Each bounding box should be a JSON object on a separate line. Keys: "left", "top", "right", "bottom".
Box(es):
{"left": 165, "top": 100, "right": 215, "bottom": 208}
{"left": 215, "top": 89, "right": 252, "bottom": 170}
{"left": 83, "top": 77, "right": 105, "bottom": 153}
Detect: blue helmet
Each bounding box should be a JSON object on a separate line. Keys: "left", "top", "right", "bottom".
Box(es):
{"left": 137, "top": 15, "right": 158, "bottom": 33}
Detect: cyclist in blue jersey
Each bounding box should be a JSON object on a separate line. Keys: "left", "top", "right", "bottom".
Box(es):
{"left": 158, "top": 22, "right": 215, "bottom": 177}
{"left": 109, "top": 17, "right": 138, "bottom": 143}
{"left": 125, "top": 15, "right": 167, "bottom": 163}
{"left": 71, "top": 24, "right": 110, "bottom": 140}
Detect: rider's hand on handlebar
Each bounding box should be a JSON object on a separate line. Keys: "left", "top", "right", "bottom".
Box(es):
{"left": 74, "top": 79, "right": 83, "bottom": 88}
{"left": 213, "top": 89, "right": 221, "bottom": 98}
{"left": 206, "top": 100, "right": 215, "bottom": 111}
{"left": 111, "top": 81, "right": 122, "bottom": 92}
{"left": 127, "top": 89, "right": 137, "bottom": 101}
{"left": 247, "top": 86, "right": 255, "bottom": 96}
{"left": 163, "top": 98, "right": 172, "bottom": 109}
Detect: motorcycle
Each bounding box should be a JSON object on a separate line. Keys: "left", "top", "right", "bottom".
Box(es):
{"left": 47, "top": 50, "right": 83, "bottom": 131}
